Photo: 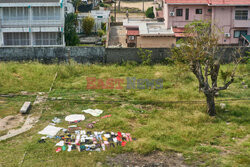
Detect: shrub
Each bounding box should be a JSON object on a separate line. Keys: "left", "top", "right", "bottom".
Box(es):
{"left": 137, "top": 48, "right": 152, "bottom": 66}
{"left": 97, "top": 29, "right": 105, "bottom": 37}
{"left": 101, "top": 22, "right": 106, "bottom": 31}
{"left": 82, "top": 16, "right": 95, "bottom": 36}
{"left": 145, "top": 7, "right": 155, "bottom": 18}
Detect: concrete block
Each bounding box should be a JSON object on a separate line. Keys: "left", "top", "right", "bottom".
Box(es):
{"left": 20, "top": 102, "right": 31, "bottom": 114}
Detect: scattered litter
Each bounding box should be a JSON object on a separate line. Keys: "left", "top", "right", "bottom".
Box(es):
{"left": 38, "top": 112, "right": 134, "bottom": 153}
{"left": 38, "top": 139, "right": 46, "bottom": 143}
{"left": 82, "top": 109, "right": 103, "bottom": 117}
{"left": 38, "top": 125, "right": 62, "bottom": 137}
{"left": 220, "top": 103, "right": 226, "bottom": 109}
{"left": 51, "top": 129, "right": 133, "bottom": 153}
{"left": 52, "top": 117, "right": 61, "bottom": 124}
{"left": 65, "top": 114, "right": 85, "bottom": 122}
{"left": 101, "top": 114, "right": 111, "bottom": 119}
{"left": 55, "top": 141, "right": 64, "bottom": 146}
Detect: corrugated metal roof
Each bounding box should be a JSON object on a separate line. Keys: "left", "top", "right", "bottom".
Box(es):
{"left": 242, "top": 34, "right": 250, "bottom": 43}
{"left": 0, "top": 0, "right": 60, "bottom": 3}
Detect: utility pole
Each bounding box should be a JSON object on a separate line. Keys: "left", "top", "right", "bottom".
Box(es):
{"left": 142, "top": 0, "right": 144, "bottom": 12}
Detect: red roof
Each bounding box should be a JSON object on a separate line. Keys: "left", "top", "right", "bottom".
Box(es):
{"left": 211, "top": 0, "right": 250, "bottom": 5}
{"left": 165, "top": 0, "right": 250, "bottom": 5}
{"left": 165, "top": 0, "right": 209, "bottom": 4}
{"left": 127, "top": 30, "right": 139, "bottom": 36}
{"left": 173, "top": 28, "right": 185, "bottom": 33}
{"left": 175, "top": 33, "right": 186, "bottom": 37}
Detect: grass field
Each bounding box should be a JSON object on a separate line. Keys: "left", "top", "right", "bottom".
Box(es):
{"left": 0, "top": 62, "right": 249, "bottom": 166}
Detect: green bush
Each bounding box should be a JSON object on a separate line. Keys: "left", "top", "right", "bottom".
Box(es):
{"left": 97, "top": 29, "right": 105, "bottom": 37}
{"left": 101, "top": 22, "right": 106, "bottom": 31}
{"left": 137, "top": 48, "right": 152, "bottom": 66}
{"left": 145, "top": 7, "right": 155, "bottom": 18}
{"left": 99, "top": 2, "right": 104, "bottom": 7}
{"left": 82, "top": 16, "right": 95, "bottom": 36}
{"left": 111, "top": 16, "right": 115, "bottom": 22}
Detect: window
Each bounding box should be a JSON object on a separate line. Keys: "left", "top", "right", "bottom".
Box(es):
{"left": 4, "top": 33, "right": 30, "bottom": 46}
{"left": 208, "top": 9, "right": 212, "bottom": 13}
{"left": 3, "top": 7, "right": 28, "bottom": 21}
{"left": 235, "top": 10, "right": 248, "bottom": 20}
{"left": 128, "top": 36, "right": 135, "bottom": 40}
{"left": 33, "top": 32, "right": 61, "bottom": 45}
{"left": 234, "top": 30, "right": 247, "bottom": 38}
{"left": 32, "top": 7, "right": 60, "bottom": 20}
{"left": 196, "top": 9, "right": 202, "bottom": 14}
{"left": 185, "top": 8, "right": 189, "bottom": 20}
{"left": 176, "top": 9, "right": 183, "bottom": 16}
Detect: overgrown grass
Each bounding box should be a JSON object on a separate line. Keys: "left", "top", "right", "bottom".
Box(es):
{"left": 0, "top": 62, "right": 249, "bottom": 166}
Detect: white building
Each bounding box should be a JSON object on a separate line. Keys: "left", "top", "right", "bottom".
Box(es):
{"left": 0, "top": 0, "right": 65, "bottom": 47}
{"left": 77, "top": 10, "right": 110, "bottom": 33}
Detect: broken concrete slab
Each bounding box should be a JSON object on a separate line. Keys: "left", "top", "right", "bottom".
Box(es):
{"left": 20, "top": 102, "right": 31, "bottom": 114}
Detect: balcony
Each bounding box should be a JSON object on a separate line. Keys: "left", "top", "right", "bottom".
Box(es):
{"left": 233, "top": 19, "right": 250, "bottom": 28}
{"left": 1, "top": 18, "right": 63, "bottom": 28}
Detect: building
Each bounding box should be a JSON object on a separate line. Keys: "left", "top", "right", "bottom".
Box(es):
{"left": 0, "top": 0, "right": 65, "bottom": 47}
{"left": 154, "top": 0, "right": 250, "bottom": 45}
{"left": 123, "top": 19, "right": 176, "bottom": 48}
{"left": 77, "top": 10, "right": 110, "bottom": 33}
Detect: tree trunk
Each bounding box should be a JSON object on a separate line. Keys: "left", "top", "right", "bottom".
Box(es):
{"left": 205, "top": 93, "right": 216, "bottom": 116}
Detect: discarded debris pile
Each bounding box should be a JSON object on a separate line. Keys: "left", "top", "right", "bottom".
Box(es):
{"left": 38, "top": 109, "right": 134, "bottom": 153}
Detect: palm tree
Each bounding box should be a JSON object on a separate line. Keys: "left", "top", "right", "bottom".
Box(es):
{"left": 72, "top": 0, "right": 81, "bottom": 13}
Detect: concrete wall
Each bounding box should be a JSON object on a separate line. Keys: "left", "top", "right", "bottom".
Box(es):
{"left": 0, "top": 46, "right": 249, "bottom": 64}
{"left": 0, "top": 47, "right": 105, "bottom": 64}
{"left": 136, "top": 36, "right": 176, "bottom": 48}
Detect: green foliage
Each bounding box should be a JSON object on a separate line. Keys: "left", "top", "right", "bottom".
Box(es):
{"left": 72, "top": 0, "right": 81, "bottom": 12}
{"left": 101, "top": 22, "right": 106, "bottom": 31}
{"left": 0, "top": 63, "right": 249, "bottom": 166}
{"left": 111, "top": 16, "right": 115, "bottom": 22}
{"left": 99, "top": 2, "right": 104, "bottom": 7}
{"left": 97, "top": 29, "right": 105, "bottom": 37}
{"left": 145, "top": 7, "right": 155, "bottom": 18}
{"left": 137, "top": 48, "right": 152, "bottom": 66}
{"left": 220, "top": 69, "right": 232, "bottom": 84}
{"left": 64, "top": 13, "right": 80, "bottom": 46}
{"left": 82, "top": 16, "right": 95, "bottom": 36}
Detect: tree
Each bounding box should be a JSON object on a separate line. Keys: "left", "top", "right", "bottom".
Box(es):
{"left": 145, "top": 7, "right": 155, "bottom": 18}
{"left": 72, "top": 0, "right": 81, "bottom": 13}
{"left": 82, "top": 16, "right": 95, "bottom": 36}
{"left": 64, "top": 13, "right": 80, "bottom": 46}
{"left": 172, "top": 20, "right": 242, "bottom": 116}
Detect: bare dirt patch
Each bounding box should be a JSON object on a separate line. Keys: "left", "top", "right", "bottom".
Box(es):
{"left": 107, "top": 151, "right": 190, "bottom": 167}
{"left": 119, "top": 1, "right": 154, "bottom": 11}
{"left": 0, "top": 114, "right": 25, "bottom": 131}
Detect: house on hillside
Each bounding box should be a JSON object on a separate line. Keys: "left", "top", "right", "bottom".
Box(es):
{"left": 154, "top": 0, "right": 250, "bottom": 46}
{"left": 0, "top": 0, "right": 65, "bottom": 47}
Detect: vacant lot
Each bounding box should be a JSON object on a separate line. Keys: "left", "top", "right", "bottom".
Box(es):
{"left": 0, "top": 62, "right": 249, "bottom": 166}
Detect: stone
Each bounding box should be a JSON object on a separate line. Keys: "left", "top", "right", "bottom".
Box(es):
{"left": 20, "top": 102, "right": 31, "bottom": 114}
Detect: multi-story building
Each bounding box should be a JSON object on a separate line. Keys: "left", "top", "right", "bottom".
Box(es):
{"left": 155, "top": 0, "right": 250, "bottom": 45}
{"left": 0, "top": 0, "right": 65, "bottom": 47}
